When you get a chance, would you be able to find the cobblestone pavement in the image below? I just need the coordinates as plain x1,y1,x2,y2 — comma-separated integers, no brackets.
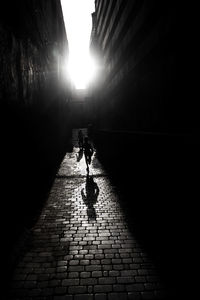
8,129,168,300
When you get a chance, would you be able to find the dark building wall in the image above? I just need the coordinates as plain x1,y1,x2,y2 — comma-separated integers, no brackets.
91,1,184,134
0,0,68,106
91,4,198,294
0,0,71,270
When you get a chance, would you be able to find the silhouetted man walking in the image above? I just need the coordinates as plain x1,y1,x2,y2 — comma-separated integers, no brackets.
83,136,93,173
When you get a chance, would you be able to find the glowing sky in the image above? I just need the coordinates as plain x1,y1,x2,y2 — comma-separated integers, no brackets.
61,0,95,89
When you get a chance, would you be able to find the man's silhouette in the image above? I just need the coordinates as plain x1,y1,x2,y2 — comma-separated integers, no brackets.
83,136,93,173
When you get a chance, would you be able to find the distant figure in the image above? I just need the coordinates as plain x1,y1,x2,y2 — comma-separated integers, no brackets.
78,130,84,149
83,136,94,173
81,174,99,220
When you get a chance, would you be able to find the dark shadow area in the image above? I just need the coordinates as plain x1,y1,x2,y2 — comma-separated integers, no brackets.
6,171,71,300
93,130,200,299
1,103,73,294
81,174,99,220
0,1,71,293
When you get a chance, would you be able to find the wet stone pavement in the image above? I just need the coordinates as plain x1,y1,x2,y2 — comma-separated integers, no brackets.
8,129,168,300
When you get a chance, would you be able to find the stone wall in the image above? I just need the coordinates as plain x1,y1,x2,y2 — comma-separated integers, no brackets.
91,1,189,134
0,0,71,267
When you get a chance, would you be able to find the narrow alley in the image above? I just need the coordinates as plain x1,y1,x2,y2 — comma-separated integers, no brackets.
8,129,168,300
1,1,198,299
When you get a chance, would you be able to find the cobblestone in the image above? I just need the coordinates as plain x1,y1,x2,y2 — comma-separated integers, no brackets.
8,129,169,299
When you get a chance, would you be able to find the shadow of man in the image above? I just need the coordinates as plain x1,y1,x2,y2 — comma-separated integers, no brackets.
81,175,99,220
77,148,83,162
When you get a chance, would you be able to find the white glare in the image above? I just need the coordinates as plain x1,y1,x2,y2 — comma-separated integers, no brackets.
61,0,95,89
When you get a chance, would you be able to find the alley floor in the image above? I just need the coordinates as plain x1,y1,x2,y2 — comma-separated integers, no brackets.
8,129,170,300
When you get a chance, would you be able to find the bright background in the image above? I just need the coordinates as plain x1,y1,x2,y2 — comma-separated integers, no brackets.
61,0,95,89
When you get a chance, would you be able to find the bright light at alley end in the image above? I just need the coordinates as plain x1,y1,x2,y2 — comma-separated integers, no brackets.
66,54,98,90
61,0,96,90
